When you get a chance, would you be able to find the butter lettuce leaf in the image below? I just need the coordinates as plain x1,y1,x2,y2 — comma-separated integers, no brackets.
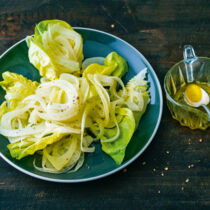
7,132,63,160
124,68,150,129
83,63,115,78
82,52,128,78
0,72,38,109
101,108,135,165
42,135,81,171
101,69,150,165
28,37,57,80
0,101,9,121
34,20,72,42
104,52,128,78
27,19,83,80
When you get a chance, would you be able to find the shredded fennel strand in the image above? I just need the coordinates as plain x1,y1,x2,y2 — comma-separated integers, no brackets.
0,65,149,174
0,20,150,173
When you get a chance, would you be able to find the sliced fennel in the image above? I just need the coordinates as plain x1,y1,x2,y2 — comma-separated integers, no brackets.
82,57,105,70
0,19,150,173
0,66,149,172
27,20,84,80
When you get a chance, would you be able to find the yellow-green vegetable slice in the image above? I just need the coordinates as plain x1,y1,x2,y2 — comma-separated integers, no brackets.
27,20,84,80
0,25,150,172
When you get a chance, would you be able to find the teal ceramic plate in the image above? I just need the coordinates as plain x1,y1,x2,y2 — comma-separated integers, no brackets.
0,28,163,183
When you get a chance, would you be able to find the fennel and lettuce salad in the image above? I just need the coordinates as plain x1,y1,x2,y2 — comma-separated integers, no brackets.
0,20,150,173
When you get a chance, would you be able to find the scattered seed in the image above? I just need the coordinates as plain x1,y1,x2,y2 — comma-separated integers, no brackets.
164,167,168,171
7,16,13,21
185,178,189,183
181,187,184,191
188,138,191,144
166,150,170,154
199,138,202,143
110,24,115,28
142,161,146,166
123,168,127,173
127,9,132,14
161,172,164,176
157,190,160,194
153,168,156,172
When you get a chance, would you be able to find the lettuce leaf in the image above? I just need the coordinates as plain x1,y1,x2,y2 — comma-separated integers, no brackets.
101,69,150,164
28,37,58,80
101,108,135,165
124,68,150,129
42,135,81,171
0,101,9,121
34,20,73,43
104,52,128,78
83,63,115,79
27,19,84,80
7,132,63,160
82,52,128,78
82,52,128,100
0,72,38,109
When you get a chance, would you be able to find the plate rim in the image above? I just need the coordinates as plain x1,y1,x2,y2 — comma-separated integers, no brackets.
0,27,163,183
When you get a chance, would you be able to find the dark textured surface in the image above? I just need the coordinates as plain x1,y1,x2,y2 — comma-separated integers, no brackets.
0,0,209,209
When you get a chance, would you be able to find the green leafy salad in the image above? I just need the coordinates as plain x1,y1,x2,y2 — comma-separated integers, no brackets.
0,20,150,173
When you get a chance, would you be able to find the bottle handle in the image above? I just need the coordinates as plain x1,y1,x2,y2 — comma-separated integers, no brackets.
183,45,197,83
202,105,210,121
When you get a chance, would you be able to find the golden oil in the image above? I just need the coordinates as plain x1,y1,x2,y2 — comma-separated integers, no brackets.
173,82,210,112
